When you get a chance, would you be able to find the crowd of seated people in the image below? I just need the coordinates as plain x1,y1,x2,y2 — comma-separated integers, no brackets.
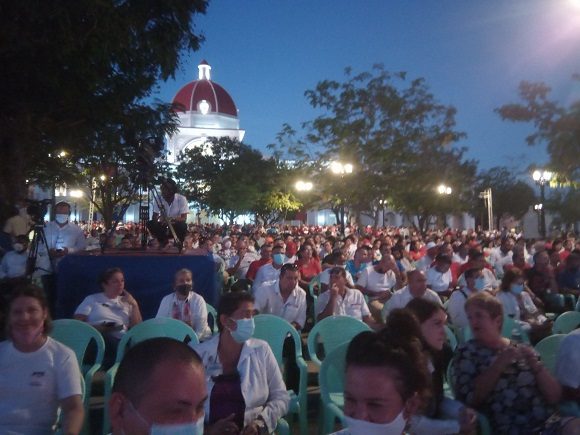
1,208,580,433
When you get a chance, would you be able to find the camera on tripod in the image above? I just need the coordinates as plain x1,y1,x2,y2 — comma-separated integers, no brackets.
26,199,52,225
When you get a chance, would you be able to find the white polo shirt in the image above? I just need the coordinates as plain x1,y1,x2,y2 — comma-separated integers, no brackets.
254,280,307,329
253,263,282,290
383,286,442,319
426,266,453,293
316,288,371,321
152,192,189,218
357,267,397,299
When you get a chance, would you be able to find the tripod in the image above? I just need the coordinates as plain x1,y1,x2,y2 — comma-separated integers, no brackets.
140,184,183,253
26,222,54,278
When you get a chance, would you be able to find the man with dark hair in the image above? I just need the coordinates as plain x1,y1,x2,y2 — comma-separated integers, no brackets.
109,337,207,435
147,178,189,247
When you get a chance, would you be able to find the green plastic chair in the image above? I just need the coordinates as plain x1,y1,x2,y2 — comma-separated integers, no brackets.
534,334,566,375
552,311,580,334
308,273,321,325
51,319,105,434
102,318,199,434
307,316,371,367
444,324,458,351
318,341,349,434
253,314,308,435
206,302,219,335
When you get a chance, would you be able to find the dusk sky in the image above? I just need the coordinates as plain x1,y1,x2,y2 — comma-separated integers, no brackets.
154,0,580,175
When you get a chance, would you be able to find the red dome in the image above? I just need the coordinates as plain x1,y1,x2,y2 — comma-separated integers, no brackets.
172,69,238,117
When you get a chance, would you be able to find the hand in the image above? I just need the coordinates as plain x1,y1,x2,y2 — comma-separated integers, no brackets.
516,344,539,366
330,283,340,298
120,291,138,307
458,407,477,434
207,414,239,435
241,422,259,435
377,290,392,302
495,346,519,371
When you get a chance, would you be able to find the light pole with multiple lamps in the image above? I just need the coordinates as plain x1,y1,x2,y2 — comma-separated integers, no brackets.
532,169,552,238
330,161,354,235
437,184,452,228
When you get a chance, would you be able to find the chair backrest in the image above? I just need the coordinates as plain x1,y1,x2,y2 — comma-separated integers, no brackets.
319,341,349,405
534,334,566,375
444,325,458,351
115,318,199,363
553,311,580,334
253,314,303,367
307,316,371,366
206,303,219,335
51,319,105,372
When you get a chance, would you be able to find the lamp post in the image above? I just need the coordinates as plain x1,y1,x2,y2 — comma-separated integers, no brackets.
437,184,452,228
479,188,494,232
295,181,313,225
330,161,353,235
379,199,387,227
69,189,83,222
532,170,552,238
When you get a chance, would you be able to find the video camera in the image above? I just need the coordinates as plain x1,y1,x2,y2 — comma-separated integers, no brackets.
26,199,52,225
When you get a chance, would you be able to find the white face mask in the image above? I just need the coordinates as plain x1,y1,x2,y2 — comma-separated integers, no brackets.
126,400,204,435
344,410,406,435
55,214,69,224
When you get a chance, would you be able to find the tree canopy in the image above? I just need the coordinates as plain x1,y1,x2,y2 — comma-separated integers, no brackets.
0,0,208,204
496,78,580,186
269,65,477,231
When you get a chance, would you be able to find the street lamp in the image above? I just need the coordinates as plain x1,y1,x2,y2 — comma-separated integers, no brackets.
379,199,387,227
295,181,313,192
532,169,552,238
330,161,354,235
437,184,452,195
69,189,83,222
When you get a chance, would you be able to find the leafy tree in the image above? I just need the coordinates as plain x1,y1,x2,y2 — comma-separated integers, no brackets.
496,78,580,185
546,189,580,229
0,0,208,204
175,137,302,225
270,65,477,231
474,167,537,230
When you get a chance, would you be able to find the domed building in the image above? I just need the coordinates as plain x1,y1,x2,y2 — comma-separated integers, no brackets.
166,60,245,163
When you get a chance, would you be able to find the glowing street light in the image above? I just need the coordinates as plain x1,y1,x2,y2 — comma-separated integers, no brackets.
531,169,553,238
330,161,354,235
437,184,452,195
295,180,313,191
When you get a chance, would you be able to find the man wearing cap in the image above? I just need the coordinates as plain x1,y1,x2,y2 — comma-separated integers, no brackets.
147,178,189,247
415,241,439,272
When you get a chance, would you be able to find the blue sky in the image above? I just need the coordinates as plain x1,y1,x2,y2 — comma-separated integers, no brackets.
154,0,580,174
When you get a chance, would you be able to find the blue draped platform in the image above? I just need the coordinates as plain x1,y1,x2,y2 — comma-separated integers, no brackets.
56,253,217,319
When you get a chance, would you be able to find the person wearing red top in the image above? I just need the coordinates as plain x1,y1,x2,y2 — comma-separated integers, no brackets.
296,243,321,289
245,244,272,281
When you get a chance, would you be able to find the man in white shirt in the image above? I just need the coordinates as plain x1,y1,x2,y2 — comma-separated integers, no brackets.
356,254,403,322
489,237,514,279
254,264,307,330
319,252,355,291
147,178,189,247
252,245,286,290
0,235,29,279
415,241,439,272
447,267,484,328
227,240,259,280
316,267,378,329
382,270,442,320
426,254,454,297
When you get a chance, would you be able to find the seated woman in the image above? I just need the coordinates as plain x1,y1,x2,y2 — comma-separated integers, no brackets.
405,298,477,434
156,268,211,340
193,291,289,435
296,242,321,290
496,267,552,344
0,284,84,434
332,316,431,434
74,267,142,367
452,292,580,434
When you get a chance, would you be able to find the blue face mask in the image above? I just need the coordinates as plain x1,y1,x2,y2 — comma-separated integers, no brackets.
474,277,485,291
126,400,204,435
272,253,285,265
510,283,524,295
229,317,255,343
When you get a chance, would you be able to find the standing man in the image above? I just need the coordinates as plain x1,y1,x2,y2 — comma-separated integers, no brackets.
254,264,307,330
147,178,189,247
36,201,86,314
